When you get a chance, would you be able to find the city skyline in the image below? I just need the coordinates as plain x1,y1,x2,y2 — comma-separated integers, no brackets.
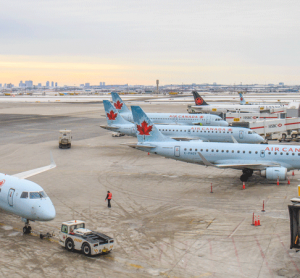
1,0,300,85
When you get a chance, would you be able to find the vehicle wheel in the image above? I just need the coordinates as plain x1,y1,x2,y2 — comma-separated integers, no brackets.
65,238,74,252
292,134,297,139
40,234,44,239
282,134,286,140
28,226,31,233
23,227,28,234
59,143,62,148
82,243,91,256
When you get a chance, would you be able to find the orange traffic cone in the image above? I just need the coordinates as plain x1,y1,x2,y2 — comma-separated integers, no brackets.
257,215,261,226
277,178,279,186
148,152,150,155
288,178,290,185
292,171,295,176
254,216,258,226
242,182,245,190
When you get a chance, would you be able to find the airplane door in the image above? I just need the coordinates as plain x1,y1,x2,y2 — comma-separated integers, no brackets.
174,146,180,157
173,116,178,124
206,115,211,125
8,189,15,206
260,150,265,158
239,130,244,139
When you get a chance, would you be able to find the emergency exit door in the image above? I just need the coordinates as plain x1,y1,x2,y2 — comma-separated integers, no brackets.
8,188,15,206
174,146,180,157
239,130,244,139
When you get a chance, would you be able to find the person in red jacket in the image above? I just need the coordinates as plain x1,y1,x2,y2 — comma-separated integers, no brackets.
105,191,112,208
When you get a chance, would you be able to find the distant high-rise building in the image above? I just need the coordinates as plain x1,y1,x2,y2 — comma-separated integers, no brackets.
0,84,2,88
51,81,54,87
7,83,13,88
279,82,284,86
103,82,105,87
4,83,6,88
55,82,57,87
80,84,84,87
85,83,90,87
25,80,33,87
46,81,50,87
19,81,24,87
100,82,103,86
38,83,42,87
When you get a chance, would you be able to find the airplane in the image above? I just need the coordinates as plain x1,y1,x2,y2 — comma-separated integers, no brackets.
101,100,264,144
126,106,300,182
238,92,246,105
110,92,228,126
191,91,284,113
0,154,56,234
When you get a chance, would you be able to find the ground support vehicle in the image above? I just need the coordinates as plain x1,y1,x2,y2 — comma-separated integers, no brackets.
59,130,72,148
112,132,125,137
59,220,114,256
278,131,300,142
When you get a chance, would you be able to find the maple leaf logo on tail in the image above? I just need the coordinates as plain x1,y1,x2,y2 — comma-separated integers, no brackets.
114,100,123,110
195,97,203,105
137,120,153,135
240,97,244,101
107,110,117,120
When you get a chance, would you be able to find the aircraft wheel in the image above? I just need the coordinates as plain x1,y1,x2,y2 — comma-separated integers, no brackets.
28,226,31,233
65,238,74,252
23,227,28,234
82,243,91,256
240,174,249,182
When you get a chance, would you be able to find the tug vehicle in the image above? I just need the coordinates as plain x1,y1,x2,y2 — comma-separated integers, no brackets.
59,130,72,148
59,220,114,256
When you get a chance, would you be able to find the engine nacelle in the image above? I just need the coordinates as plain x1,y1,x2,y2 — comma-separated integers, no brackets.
261,167,287,180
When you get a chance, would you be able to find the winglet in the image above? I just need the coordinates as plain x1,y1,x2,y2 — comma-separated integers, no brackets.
50,152,56,168
197,152,215,167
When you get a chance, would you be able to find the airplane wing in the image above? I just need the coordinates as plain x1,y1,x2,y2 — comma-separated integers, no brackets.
13,153,56,179
171,137,204,141
198,152,280,170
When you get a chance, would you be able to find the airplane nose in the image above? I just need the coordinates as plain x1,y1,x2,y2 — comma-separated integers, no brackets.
257,135,264,143
40,201,56,221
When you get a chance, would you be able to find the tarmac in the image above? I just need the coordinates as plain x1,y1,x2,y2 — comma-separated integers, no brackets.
0,101,299,278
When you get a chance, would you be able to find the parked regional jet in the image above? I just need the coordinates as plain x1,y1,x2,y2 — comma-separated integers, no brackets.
191,91,283,113
111,92,228,126
101,100,264,143
0,154,56,234
127,106,300,182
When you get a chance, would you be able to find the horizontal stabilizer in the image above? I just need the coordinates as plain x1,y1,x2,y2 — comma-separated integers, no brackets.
171,137,203,141
122,143,156,149
99,125,119,130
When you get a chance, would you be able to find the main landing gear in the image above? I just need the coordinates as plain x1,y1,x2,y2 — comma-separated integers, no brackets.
240,169,253,182
23,219,32,234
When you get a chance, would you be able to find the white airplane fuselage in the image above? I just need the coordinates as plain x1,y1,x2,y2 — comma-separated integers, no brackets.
138,141,300,171
0,173,55,221
107,123,263,144
120,112,228,126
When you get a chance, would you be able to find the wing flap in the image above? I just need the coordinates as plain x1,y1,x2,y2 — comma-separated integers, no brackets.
13,153,56,179
122,143,156,149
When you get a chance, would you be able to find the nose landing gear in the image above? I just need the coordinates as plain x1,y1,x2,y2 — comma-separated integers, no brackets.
23,219,32,234
240,169,253,182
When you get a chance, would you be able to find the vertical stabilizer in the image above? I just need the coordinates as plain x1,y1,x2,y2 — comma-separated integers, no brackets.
238,92,246,105
192,91,208,106
111,93,131,113
131,106,174,143
103,100,130,126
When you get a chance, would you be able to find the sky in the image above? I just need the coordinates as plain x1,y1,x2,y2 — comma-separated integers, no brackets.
1,0,300,86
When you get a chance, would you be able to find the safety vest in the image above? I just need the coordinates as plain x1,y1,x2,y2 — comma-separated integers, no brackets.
107,192,112,199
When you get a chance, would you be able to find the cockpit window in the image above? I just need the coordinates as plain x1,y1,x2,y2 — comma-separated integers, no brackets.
20,192,28,198
248,131,253,134
29,191,48,199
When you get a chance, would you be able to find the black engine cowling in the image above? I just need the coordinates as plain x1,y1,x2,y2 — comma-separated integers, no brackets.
260,167,287,180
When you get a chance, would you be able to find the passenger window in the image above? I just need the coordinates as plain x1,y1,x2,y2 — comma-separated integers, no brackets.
237,151,240,153
206,149,209,152
249,151,252,154
221,150,224,152
255,151,258,154
211,149,214,152
61,225,68,233
286,153,289,155
216,150,219,152
274,152,277,155
184,148,187,151
280,152,283,155
243,151,245,153
195,149,197,151
226,150,229,153
20,192,28,198
292,153,295,156
268,152,271,155
298,153,300,156
200,149,203,151
232,150,234,153
208,131,210,133
190,148,192,151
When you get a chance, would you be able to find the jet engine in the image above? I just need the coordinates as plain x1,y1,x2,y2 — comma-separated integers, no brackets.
260,167,287,180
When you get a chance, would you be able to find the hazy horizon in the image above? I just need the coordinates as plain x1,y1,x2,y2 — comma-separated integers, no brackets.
1,0,300,86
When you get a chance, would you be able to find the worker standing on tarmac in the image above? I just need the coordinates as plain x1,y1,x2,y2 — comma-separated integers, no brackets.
105,191,112,208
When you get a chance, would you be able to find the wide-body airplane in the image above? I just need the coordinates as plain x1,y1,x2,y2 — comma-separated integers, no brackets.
111,92,228,126
127,106,300,182
0,155,56,234
191,91,284,113
101,100,264,143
